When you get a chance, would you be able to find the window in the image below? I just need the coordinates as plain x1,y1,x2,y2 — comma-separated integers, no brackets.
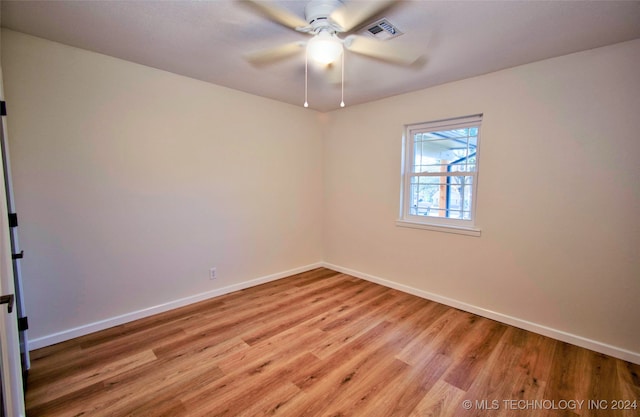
398,114,482,236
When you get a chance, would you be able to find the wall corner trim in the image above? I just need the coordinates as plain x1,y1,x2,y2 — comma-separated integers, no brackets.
28,262,324,350
322,262,640,365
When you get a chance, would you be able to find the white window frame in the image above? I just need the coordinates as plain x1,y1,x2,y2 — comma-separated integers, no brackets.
397,114,482,237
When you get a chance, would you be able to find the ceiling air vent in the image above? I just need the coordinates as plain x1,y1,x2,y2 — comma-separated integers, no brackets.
363,18,403,40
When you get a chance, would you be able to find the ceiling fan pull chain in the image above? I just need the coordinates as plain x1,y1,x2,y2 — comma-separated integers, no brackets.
340,51,345,108
304,48,309,108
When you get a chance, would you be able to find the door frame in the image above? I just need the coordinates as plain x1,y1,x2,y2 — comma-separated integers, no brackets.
0,64,26,417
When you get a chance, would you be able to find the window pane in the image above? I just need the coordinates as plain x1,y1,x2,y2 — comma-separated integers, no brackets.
409,175,473,219
409,176,440,216
412,128,478,174
447,178,473,219
413,136,448,173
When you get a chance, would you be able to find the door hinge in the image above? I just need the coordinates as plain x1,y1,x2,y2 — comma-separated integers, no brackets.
18,317,29,331
0,101,6,116
8,213,18,228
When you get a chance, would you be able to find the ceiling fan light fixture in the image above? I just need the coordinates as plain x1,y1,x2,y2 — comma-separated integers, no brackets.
307,31,343,64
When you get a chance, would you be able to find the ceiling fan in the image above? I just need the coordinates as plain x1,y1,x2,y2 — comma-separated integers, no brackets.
242,0,422,67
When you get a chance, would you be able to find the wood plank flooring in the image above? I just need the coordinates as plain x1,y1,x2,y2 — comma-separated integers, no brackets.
25,268,640,416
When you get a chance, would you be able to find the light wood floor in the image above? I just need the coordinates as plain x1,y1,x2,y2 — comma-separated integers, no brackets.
26,268,639,416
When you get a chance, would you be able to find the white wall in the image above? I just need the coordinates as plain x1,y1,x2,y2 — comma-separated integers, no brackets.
323,39,640,359
2,28,639,361
1,30,324,344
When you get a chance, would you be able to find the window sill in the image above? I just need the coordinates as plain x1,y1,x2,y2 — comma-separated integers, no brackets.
395,220,481,237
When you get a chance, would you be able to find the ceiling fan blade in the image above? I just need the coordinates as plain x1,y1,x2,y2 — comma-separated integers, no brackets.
330,0,399,32
242,0,309,31
245,41,305,65
344,35,422,66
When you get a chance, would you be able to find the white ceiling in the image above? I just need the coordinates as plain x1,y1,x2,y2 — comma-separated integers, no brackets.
2,0,639,112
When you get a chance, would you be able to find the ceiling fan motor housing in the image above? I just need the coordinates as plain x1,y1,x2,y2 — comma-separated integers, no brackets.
305,0,343,31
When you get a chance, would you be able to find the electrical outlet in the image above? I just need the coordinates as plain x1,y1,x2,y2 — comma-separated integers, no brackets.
209,267,217,280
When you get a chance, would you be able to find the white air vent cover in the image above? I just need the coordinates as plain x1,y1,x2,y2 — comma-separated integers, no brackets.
363,18,403,40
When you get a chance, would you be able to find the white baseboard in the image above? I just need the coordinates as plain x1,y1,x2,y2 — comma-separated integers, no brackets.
28,262,323,350
323,262,640,365
30,261,640,365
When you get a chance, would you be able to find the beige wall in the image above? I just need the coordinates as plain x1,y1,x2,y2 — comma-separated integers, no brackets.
2,28,639,359
1,30,324,342
323,39,640,356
